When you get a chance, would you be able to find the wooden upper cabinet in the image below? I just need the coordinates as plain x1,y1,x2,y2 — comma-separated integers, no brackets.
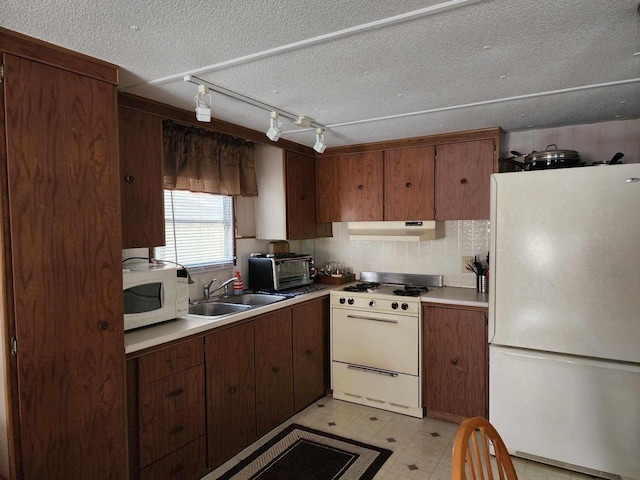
341,152,383,221
316,152,383,222
315,155,341,223
119,107,165,248
434,139,495,220
286,151,326,239
384,146,435,220
255,145,331,240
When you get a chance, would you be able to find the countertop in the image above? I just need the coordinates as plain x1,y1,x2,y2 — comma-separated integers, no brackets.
125,283,487,355
420,286,489,308
125,286,337,355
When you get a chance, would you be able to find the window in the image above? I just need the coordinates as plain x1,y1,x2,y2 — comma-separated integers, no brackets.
155,190,234,269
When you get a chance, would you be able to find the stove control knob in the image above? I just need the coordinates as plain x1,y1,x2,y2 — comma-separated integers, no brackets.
369,300,376,307
347,298,354,305
401,303,409,310
391,302,399,310
339,297,346,304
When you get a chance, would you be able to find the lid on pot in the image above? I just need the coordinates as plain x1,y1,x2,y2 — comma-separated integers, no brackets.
527,144,580,161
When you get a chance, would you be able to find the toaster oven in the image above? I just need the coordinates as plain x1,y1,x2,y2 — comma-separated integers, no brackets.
248,254,312,291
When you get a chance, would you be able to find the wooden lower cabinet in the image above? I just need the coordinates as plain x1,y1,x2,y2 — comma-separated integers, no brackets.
128,337,206,480
205,322,257,469
140,436,207,480
128,297,330,478
423,304,488,423
255,310,295,436
292,298,329,411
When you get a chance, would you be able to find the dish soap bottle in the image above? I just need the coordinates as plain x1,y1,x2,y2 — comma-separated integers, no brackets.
233,271,244,295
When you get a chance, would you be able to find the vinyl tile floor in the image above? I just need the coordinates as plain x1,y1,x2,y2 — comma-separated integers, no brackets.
204,395,596,480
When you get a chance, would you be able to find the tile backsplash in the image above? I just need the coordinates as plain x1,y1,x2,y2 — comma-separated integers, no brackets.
313,220,489,288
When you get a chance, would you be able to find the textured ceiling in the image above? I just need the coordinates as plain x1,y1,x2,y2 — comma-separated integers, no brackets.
2,0,639,148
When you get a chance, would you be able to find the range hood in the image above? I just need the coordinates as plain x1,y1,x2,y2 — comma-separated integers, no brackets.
347,221,445,241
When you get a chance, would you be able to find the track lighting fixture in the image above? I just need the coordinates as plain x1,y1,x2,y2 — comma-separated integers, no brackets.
266,111,282,142
313,128,327,153
184,75,328,146
194,84,212,122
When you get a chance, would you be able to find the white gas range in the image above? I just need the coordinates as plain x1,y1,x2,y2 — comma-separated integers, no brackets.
330,272,443,418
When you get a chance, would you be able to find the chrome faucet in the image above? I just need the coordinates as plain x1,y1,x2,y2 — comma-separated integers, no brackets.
203,277,237,300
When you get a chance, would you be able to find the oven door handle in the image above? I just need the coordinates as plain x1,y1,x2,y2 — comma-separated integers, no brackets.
347,364,399,378
346,314,398,324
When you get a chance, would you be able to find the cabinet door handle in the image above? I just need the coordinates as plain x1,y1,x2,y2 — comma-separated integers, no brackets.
169,425,184,435
97,321,109,331
357,184,364,190
272,366,279,373
229,386,237,394
125,174,135,183
168,388,184,398
405,182,412,188
460,178,468,185
305,349,313,356
451,358,458,365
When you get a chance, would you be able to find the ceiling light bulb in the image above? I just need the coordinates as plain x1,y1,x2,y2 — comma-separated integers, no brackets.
194,85,211,122
266,111,282,142
314,128,327,154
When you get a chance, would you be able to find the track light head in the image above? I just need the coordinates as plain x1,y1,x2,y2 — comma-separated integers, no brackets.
194,84,211,122
266,111,282,142
313,128,327,153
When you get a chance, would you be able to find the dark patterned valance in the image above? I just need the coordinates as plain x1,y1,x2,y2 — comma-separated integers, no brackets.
163,121,258,196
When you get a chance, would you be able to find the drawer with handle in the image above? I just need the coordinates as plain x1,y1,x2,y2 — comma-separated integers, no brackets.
139,402,205,468
138,337,203,384
140,435,206,480
331,361,420,408
139,364,204,427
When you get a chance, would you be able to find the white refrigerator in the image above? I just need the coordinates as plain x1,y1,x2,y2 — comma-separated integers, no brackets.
489,164,640,480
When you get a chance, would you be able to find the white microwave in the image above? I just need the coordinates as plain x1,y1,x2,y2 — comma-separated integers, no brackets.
123,265,189,331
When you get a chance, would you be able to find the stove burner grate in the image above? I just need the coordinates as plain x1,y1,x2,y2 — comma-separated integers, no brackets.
343,282,380,292
393,285,428,297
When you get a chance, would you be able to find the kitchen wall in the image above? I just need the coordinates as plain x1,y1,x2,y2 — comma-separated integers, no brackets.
313,221,488,288
123,119,638,291
311,118,640,287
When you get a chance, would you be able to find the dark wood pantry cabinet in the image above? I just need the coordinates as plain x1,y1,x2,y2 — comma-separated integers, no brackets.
423,304,488,423
0,29,127,479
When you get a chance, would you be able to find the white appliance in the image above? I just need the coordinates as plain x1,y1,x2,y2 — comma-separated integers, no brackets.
123,264,189,331
489,164,640,480
330,272,443,418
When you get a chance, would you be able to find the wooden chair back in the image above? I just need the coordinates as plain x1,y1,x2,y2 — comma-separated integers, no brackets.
451,417,518,480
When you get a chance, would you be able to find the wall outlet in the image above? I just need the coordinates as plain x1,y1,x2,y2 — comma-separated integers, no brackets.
462,256,474,273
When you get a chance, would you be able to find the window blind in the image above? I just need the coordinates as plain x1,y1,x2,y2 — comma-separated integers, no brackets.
155,190,234,268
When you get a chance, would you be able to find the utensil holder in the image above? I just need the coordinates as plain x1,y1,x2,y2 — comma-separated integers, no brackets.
477,274,488,294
